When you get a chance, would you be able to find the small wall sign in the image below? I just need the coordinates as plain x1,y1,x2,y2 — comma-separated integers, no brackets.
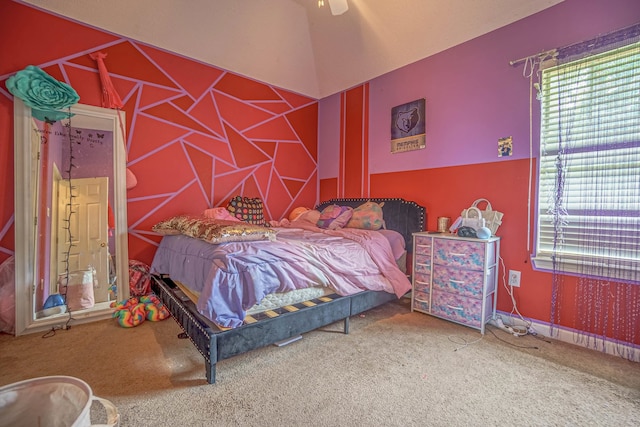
498,136,513,157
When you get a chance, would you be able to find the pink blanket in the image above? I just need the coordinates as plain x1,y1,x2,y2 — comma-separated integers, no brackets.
152,225,411,328
282,222,411,298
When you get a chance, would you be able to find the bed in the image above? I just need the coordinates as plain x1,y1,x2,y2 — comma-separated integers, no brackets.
150,198,426,384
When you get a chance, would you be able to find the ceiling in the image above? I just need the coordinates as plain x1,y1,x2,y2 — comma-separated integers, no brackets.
21,0,563,99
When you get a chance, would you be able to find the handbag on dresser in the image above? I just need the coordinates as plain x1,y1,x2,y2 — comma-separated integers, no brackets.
460,198,504,235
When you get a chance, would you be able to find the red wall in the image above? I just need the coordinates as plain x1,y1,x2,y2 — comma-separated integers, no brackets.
321,144,548,317
0,1,318,265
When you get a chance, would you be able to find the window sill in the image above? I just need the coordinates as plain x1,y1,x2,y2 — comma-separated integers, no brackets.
532,255,640,284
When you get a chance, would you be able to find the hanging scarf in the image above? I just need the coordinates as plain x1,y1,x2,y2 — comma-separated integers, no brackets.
89,51,137,190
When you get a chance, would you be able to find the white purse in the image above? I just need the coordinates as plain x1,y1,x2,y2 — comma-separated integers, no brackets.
460,206,485,231
460,199,504,235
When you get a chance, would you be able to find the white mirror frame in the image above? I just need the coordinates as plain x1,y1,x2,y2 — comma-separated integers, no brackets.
13,98,130,335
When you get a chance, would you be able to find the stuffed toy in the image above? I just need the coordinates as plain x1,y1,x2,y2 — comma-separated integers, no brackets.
110,297,139,312
140,294,170,321
111,294,170,328
111,294,171,328
111,298,146,328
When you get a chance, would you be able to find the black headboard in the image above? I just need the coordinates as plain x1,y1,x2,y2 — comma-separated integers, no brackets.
315,198,426,253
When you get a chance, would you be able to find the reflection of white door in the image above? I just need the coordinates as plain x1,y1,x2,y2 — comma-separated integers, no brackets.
49,165,62,294
57,177,109,303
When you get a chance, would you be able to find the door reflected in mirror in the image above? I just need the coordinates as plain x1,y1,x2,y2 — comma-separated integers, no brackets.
14,99,130,334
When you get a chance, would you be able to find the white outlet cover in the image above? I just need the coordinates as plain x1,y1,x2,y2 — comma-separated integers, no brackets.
508,270,521,287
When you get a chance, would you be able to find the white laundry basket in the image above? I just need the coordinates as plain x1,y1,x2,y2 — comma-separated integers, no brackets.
0,376,119,427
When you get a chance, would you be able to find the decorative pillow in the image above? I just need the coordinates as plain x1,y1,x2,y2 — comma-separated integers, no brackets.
316,205,353,230
226,196,266,226
346,201,386,230
152,215,276,244
203,207,240,222
294,209,321,225
289,206,310,221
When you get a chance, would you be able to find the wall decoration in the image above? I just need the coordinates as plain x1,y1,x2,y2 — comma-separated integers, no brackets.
89,51,137,190
390,98,426,153
498,136,513,157
6,65,79,122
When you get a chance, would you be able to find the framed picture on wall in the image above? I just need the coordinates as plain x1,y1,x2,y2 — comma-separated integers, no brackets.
498,136,513,157
390,98,426,153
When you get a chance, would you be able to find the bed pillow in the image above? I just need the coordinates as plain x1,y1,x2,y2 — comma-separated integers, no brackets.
203,207,240,221
226,196,266,226
316,205,353,230
289,206,310,221
377,229,405,260
152,215,276,244
294,209,321,225
346,201,386,230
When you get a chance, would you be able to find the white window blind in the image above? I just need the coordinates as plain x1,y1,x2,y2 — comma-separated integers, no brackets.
534,41,640,282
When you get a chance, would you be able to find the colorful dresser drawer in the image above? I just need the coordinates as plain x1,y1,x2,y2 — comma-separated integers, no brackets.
414,259,431,277
413,289,430,312
433,239,485,269
432,265,484,298
413,273,431,293
430,290,483,328
413,254,431,268
414,236,432,256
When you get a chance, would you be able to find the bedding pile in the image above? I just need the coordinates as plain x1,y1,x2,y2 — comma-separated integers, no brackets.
151,222,410,328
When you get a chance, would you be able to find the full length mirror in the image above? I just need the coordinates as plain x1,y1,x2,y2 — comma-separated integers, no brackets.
14,98,130,335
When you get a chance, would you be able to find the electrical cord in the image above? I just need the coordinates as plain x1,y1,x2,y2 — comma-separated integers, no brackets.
42,313,75,338
42,327,57,338
448,334,484,352
486,325,539,350
60,112,77,331
498,256,535,336
528,333,553,345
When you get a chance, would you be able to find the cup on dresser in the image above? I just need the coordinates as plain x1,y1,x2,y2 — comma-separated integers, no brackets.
437,216,450,233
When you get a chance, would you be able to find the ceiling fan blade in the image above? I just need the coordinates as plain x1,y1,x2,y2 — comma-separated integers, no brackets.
328,0,348,16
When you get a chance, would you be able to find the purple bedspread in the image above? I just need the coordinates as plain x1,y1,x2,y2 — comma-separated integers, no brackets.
150,226,411,328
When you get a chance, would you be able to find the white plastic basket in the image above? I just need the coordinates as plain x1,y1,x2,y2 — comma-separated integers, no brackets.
0,376,119,427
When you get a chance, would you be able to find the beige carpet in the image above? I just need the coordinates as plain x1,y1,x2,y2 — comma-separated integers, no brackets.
1,298,639,426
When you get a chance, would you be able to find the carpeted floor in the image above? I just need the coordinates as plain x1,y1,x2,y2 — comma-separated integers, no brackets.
1,298,639,426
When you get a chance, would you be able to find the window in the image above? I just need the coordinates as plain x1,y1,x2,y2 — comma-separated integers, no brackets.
533,41,640,283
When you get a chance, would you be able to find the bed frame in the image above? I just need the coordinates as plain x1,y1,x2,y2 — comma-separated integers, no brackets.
151,198,426,384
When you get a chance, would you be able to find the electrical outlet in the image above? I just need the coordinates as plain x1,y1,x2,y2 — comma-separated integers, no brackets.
508,270,521,287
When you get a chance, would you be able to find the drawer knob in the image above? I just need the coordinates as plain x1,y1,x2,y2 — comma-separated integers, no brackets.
446,304,464,311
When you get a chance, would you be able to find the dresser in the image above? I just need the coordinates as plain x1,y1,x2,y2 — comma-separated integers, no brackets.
411,232,500,334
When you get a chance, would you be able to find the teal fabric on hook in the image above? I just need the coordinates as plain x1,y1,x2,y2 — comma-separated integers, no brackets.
6,65,79,122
